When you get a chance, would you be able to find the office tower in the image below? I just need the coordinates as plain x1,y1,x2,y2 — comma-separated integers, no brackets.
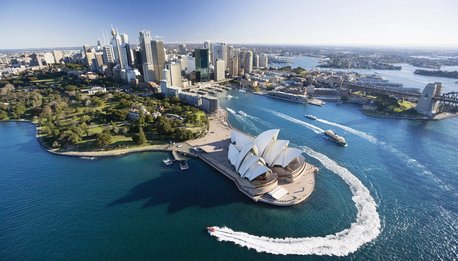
102,45,114,64
244,51,253,73
212,43,227,68
214,60,225,81
203,40,212,64
230,57,239,77
43,53,55,64
227,46,234,70
110,28,123,68
120,34,129,44
96,40,103,52
195,48,209,82
83,45,92,66
178,44,187,54
120,44,129,69
167,63,183,87
94,52,104,71
238,50,244,69
162,68,171,87
52,50,63,63
151,40,166,81
139,30,154,82
253,53,259,68
133,47,142,68
259,53,268,68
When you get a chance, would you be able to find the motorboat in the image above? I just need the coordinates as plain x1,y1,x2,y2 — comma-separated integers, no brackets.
305,114,317,120
238,89,246,93
324,130,347,146
180,161,189,170
238,110,247,117
163,158,174,166
207,226,217,233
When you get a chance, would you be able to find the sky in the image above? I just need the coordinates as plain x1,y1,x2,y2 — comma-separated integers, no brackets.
1,0,457,49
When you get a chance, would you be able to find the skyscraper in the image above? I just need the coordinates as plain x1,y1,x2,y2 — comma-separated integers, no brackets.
203,40,212,65
178,44,187,55
139,30,154,82
151,40,166,82
259,53,268,68
195,48,209,82
120,34,129,44
52,50,63,63
167,63,183,87
244,51,253,73
110,27,123,68
214,59,225,81
230,57,239,77
102,45,114,64
253,53,260,68
212,43,227,68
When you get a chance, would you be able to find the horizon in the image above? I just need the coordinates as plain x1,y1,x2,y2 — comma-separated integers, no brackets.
1,0,457,50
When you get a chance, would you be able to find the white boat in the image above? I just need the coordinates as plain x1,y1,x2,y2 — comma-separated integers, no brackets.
324,130,347,146
180,161,189,170
238,110,247,117
238,89,246,93
80,156,96,160
163,158,174,166
305,114,317,120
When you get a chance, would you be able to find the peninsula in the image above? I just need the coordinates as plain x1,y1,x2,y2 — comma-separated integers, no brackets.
414,69,458,79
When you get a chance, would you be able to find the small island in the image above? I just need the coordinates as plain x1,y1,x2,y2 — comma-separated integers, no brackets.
414,69,458,79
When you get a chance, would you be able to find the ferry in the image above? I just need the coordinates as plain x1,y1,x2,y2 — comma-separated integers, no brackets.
305,114,317,120
324,130,347,146
163,158,174,166
238,110,247,117
180,161,189,170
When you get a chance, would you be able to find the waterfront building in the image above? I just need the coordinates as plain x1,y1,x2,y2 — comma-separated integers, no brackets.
244,51,253,73
152,40,166,81
214,59,225,81
259,53,268,68
230,57,239,77
195,48,210,82
179,91,202,107
253,53,259,68
201,95,219,113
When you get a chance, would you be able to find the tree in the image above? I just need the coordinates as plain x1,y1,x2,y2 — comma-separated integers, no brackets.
95,132,111,148
0,109,8,120
12,102,26,119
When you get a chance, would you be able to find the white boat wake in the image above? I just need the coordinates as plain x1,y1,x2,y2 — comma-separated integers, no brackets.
262,108,324,134
314,117,456,194
209,146,381,256
226,107,261,132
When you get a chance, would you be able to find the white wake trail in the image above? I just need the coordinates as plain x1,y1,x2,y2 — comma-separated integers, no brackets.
226,108,261,132
209,146,381,256
262,108,324,134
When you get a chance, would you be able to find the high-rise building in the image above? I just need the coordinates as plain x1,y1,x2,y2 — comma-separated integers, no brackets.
151,40,166,81
230,57,239,77
139,30,154,82
83,45,92,66
253,53,260,68
120,34,129,44
94,52,104,71
167,63,183,87
195,48,209,82
120,44,129,69
212,43,227,68
162,68,171,87
110,28,123,68
244,51,253,73
259,53,268,68
102,45,114,64
204,41,212,64
178,44,187,54
214,60,225,81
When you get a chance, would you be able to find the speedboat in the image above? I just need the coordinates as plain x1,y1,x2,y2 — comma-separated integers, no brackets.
238,89,246,93
180,161,189,170
324,130,347,146
305,114,317,120
163,158,173,166
238,110,247,117
207,226,217,233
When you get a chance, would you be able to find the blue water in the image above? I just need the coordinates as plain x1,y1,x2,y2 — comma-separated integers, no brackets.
1,91,458,259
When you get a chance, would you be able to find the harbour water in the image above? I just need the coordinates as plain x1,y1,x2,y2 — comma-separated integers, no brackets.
1,88,457,259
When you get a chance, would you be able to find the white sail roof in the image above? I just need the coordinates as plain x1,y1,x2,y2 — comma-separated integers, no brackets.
231,131,252,151
244,163,271,181
272,147,303,168
238,153,261,178
253,129,279,156
235,142,258,171
262,140,290,166
228,143,239,166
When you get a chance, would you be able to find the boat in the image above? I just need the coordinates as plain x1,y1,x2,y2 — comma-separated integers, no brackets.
180,161,189,170
238,110,247,117
238,89,246,93
80,156,96,160
305,114,317,120
207,226,217,233
226,95,233,99
163,158,174,166
324,130,347,146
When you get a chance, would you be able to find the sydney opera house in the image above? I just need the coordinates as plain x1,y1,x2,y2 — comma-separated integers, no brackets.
227,129,318,205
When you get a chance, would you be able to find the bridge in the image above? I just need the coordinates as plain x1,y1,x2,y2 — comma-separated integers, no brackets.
434,92,458,113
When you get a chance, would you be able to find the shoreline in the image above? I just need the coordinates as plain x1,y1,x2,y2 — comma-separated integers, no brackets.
361,110,458,120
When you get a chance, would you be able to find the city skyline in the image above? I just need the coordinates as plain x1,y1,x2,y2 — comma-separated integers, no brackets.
1,0,458,49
